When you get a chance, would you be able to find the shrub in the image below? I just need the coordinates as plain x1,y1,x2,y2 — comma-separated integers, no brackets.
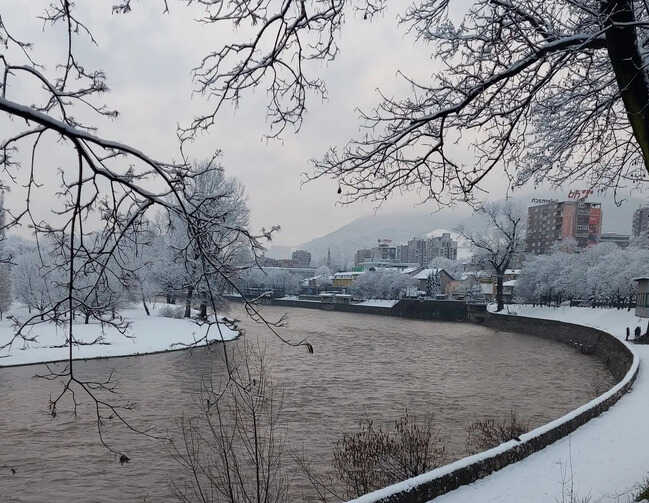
636,477,649,502
332,411,446,499
158,305,185,319
465,410,529,453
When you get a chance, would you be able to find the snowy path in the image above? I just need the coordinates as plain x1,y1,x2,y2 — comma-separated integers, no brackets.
0,304,239,367
431,306,648,503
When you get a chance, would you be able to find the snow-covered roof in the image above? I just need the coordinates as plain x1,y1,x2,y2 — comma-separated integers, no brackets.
400,267,420,275
503,279,517,287
413,268,444,280
333,271,363,279
632,277,649,282
505,269,521,275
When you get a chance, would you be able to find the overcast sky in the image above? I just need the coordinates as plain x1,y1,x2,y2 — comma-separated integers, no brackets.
2,1,647,248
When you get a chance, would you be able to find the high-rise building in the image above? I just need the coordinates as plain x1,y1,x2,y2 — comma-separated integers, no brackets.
407,238,426,265
373,239,397,261
291,249,311,266
632,206,649,238
354,248,373,266
527,200,602,254
425,233,458,262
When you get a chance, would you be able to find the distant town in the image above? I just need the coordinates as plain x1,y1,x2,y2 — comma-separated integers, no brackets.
239,197,649,305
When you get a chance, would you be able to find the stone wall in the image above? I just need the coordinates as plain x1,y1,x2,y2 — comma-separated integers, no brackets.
348,312,637,503
472,312,632,380
392,299,467,321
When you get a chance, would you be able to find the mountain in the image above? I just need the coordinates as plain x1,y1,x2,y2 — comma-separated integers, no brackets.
266,192,649,266
267,208,473,266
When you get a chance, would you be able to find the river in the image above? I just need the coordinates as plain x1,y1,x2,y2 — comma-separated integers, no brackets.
0,305,615,502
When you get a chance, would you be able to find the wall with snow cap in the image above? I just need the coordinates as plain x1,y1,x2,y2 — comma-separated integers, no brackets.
347,313,638,503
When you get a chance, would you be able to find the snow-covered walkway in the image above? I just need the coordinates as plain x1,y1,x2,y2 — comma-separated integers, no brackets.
432,305,648,503
0,304,239,367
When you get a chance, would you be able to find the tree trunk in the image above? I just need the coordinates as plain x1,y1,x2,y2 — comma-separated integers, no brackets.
184,286,193,318
495,271,504,312
141,288,150,316
199,302,207,321
602,0,649,170
85,311,90,324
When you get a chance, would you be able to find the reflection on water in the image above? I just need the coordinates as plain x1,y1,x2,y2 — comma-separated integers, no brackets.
0,305,614,502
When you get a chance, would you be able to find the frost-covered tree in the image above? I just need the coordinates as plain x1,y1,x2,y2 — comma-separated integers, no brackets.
350,269,415,299
518,243,649,305
428,257,464,280
0,193,11,318
150,164,254,319
0,3,301,453
458,203,525,312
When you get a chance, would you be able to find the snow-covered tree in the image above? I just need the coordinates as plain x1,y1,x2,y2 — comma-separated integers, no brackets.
350,269,415,300
428,257,464,280
153,163,253,318
0,193,11,318
303,0,649,206
518,243,649,305
458,203,525,312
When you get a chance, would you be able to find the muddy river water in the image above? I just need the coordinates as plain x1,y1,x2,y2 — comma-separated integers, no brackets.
0,305,614,502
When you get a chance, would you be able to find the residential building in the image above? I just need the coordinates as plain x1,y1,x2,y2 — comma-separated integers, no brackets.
407,238,426,265
291,249,311,266
355,248,373,266
354,234,459,269
396,244,409,262
373,239,397,261
425,233,458,262
632,206,649,238
599,233,630,248
527,200,603,254
332,271,364,288
412,268,455,295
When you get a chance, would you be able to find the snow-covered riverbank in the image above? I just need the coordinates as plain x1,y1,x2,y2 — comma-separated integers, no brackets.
433,305,648,503
0,304,239,367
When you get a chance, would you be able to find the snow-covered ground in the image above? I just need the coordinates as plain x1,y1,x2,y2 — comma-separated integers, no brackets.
355,299,399,308
0,304,239,367
431,305,648,503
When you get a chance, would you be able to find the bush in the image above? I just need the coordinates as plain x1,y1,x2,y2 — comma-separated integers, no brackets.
465,410,529,453
158,305,185,319
636,477,649,502
332,411,446,499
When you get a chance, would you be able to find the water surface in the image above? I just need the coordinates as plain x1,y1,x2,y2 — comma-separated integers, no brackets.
0,305,614,501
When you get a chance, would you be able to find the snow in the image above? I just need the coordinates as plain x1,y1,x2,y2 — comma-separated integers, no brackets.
432,305,645,503
413,268,444,280
355,299,399,308
0,304,239,367
350,304,646,503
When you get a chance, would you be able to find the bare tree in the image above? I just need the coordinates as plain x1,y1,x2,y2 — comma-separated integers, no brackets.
171,341,289,503
457,202,525,312
111,0,649,206
0,2,316,458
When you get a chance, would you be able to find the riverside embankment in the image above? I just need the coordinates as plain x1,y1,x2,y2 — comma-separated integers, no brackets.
0,304,616,502
228,296,637,503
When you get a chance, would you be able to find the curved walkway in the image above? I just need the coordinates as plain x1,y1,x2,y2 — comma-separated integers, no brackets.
433,306,647,503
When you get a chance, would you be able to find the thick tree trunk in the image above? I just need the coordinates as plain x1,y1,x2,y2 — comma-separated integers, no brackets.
495,271,504,312
199,302,207,320
602,0,649,170
184,286,193,318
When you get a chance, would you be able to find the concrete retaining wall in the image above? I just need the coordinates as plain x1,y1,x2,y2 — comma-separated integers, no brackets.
270,298,395,316
348,312,637,503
